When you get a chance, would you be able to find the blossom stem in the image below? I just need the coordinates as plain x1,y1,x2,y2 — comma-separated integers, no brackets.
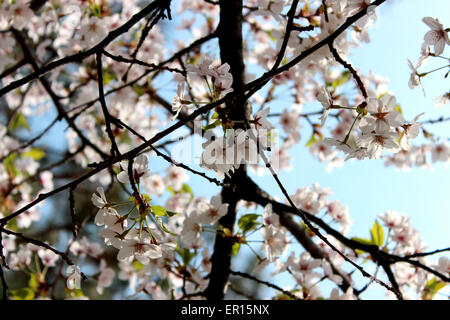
111,201,134,207
332,105,356,110
245,225,264,237
420,64,450,76
245,243,263,261
343,113,361,144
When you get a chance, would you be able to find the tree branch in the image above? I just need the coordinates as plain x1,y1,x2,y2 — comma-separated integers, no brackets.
0,0,172,98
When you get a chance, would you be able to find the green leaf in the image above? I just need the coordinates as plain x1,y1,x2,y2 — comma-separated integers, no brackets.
176,247,195,266
351,237,374,254
152,205,167,216
22,148,45,160
231,242,241,256
153,215,177,236
211,112,219,119
68,288,85,297
133,85,146,97
133,260,145,271
102,69,116,84
166,186,176,195
351,237,373,246
10,288,35,300
331,70,351,89
28,274,39,290
166,211,178,217
370,220,385,247
202,119,221,131
142,193,151,202
305,132,320,147
264,30,276,42
238,214,259,234
181,183,194,200
423,277,446,300
4,152,18,177
8,112,30,131
91,4,102,18
394,104,403,115
6,218,18,232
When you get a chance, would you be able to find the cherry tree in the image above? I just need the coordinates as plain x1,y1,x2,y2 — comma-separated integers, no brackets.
0,0,449,301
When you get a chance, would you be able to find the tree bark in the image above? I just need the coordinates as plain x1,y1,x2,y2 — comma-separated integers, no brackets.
204,0,248,301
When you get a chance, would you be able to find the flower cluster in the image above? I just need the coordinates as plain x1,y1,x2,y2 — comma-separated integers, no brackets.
172,56,234,119
1,0,448,301
92,155,177,266
407,17,449,108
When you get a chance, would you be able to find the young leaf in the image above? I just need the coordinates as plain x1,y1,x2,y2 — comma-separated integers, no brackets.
394,104,403,115
8,112,30,131
133,260,145,271
153,215,177,236
166,210,178,217
10,288,35,300
22,148,46,161
152,205,167,216
181,183,194,200
68,288,85,298
370,220,385,247
176,247,195,266
305,132,320,147
28,274,39,290
202,119,221,131
238,214,259,234
331,70,351,89
4,152,18,177
231,242,241,256
423,277,446,300
351,237,374,254
166,186,176,195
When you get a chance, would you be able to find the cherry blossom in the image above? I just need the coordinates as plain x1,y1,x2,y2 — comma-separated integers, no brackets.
79,17,108,47
357,130,401,159
96,260,115,295
317,87,333,127
359,94,405,132
399,113,424,151
435,257,450,274
66,265,82,290
433,91,450,108
4,2,34,30
171,82,186,120
422,17,450,56
165,165,189,192
431,142,449,163
407,59,423,90
261,225,289,262
117,154,151,184
252,108,273,130
38,249,59,268
91,187,119,226
117,233,163,265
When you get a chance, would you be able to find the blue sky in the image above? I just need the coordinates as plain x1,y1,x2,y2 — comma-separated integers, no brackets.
246,0,450,299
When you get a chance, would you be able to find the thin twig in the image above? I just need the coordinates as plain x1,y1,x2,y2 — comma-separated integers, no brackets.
230,270,299,300
68,186,79,239
328,41,368,99
96,53,121,158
